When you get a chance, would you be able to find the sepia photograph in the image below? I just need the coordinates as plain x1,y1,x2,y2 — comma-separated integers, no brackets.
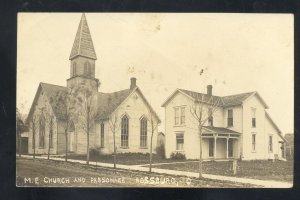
16,13,294,188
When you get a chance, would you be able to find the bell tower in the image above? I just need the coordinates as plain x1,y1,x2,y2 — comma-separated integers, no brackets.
67,13,99,93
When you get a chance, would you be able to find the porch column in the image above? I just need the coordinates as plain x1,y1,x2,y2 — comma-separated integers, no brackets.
214,135,217,159
226,137,229,159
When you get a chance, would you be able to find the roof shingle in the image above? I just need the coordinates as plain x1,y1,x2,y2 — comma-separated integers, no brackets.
69,14,97,60
38,83,132,121
178,89,255,107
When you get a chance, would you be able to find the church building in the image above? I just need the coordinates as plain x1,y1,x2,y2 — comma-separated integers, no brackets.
26,14,161,155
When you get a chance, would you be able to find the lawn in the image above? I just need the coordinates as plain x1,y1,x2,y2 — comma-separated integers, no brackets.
150,160,293,182
16,158,257,187
66,153,190,165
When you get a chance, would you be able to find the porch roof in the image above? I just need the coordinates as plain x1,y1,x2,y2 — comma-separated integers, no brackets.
203,126,241,134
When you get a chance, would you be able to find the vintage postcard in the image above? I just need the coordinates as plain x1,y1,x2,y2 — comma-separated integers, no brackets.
16,13,294,188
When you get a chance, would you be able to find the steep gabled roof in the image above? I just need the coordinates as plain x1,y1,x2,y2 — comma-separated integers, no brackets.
179,89,223,106
97,87,161,123
26,83,161,125
221,92,256,107
25,83,69,124
40,83,68,120
162,88,268,108
69,14,97,60
97,89,132,120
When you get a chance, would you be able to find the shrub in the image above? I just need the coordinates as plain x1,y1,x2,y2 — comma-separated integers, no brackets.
156,145,166,159
89,148,100,159
170,152,186,160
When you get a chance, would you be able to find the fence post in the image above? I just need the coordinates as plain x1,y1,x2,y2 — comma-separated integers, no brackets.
232,159,237,175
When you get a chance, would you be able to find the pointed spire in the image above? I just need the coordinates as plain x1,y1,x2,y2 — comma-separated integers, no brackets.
69,13,97,60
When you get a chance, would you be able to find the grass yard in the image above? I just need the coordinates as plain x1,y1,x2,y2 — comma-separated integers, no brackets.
67,153,190,165
16,158,257,187
150,160,293,182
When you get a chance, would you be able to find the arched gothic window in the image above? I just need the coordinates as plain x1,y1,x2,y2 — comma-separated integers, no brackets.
84,61,91,76
39,114,45,148
49,117,53,148
69,120,75,132
140,117,147,148
72,62,77,76
121,115,129,147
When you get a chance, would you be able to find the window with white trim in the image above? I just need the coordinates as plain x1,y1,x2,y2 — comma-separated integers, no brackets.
175,107,179,125
251,108,256,128
228,109,233,127
140,117,147,148
252,134,256,152
269,135,273,152
121,115,129,148
174,106,185,125
180,107,185,124
176,133,184,151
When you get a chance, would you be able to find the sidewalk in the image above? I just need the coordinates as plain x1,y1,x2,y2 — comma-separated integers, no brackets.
18,155,292,188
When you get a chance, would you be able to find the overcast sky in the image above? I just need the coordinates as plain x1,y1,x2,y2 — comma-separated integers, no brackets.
17,13,293,134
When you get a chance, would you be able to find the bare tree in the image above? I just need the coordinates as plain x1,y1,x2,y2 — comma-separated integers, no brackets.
30,113,38,160
148,109,159,173
108,112,120,170
75,85,97,165
50,88,76,162
16,108,25,157
47,115,54,160
189,94,220,178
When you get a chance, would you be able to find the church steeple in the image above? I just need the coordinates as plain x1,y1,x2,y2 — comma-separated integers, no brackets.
67,13,99,93
69,13,97,60
68,13,98,80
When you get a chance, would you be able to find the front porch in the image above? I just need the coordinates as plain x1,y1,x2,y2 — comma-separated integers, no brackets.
202,126,241,160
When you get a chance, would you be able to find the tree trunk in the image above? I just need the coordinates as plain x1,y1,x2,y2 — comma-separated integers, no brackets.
33,124,36,160
198,126,203,178
65,130,68,162
18,130,22,157
86,116,90,165
113,130,116,170
48,126,51,160
149,131,154,172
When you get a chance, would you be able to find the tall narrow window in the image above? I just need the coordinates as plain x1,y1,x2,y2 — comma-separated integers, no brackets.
228,109,233,127
49,118,53,148
176,133,184,151
208,108,213,126
251,108,256,128
269,135,273,152
84,61,91,76
208,138,214,157
100,123,104,148
180,107,185,125
175,107,179,125
121,115,129,148
39,115,45,148
72,62,77,76
140,117,147,148
252,134,256,152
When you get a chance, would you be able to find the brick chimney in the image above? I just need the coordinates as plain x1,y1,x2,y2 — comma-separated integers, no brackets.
207,85,212,96
130,77,137,90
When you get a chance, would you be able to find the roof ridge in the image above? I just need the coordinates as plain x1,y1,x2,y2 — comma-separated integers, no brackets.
221,91,256,98
40,82,67,89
